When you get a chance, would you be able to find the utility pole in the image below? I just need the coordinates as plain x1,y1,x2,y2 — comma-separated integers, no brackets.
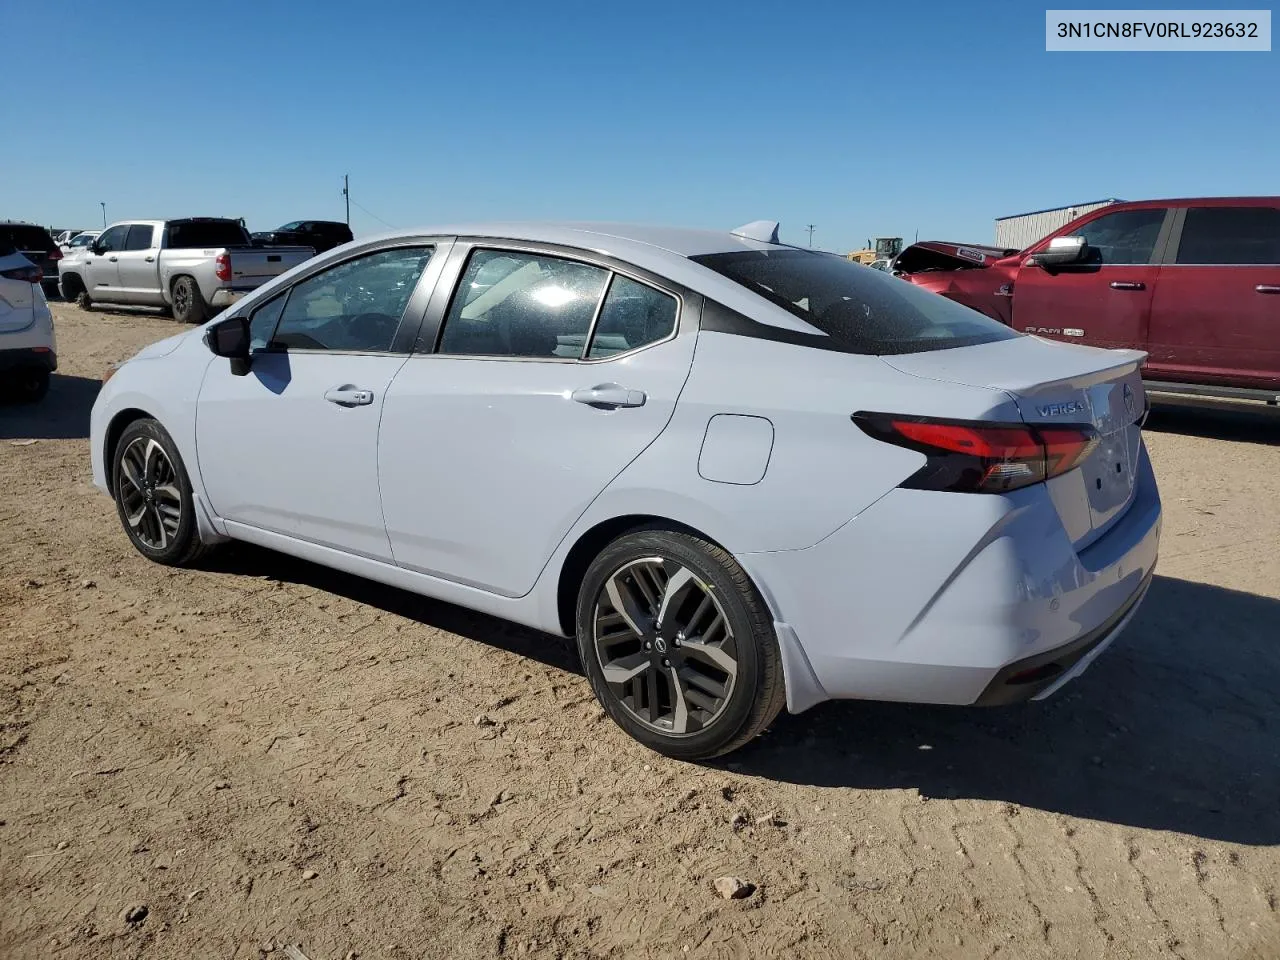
805,224,816,248
342,174,350,225
100,202,106,228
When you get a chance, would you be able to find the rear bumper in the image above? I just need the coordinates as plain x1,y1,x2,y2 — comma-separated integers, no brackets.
0,347,57,374
210,289,249,308
737,442,1161,712
973,567,1153,705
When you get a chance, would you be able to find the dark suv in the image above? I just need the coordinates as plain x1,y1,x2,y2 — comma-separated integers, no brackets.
252,220,353,257
0,223,62,300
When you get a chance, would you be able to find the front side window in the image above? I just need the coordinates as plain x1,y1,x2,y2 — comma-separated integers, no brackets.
438,250,609,358
248,293,287,351
1176,206,1280,265
693,249,1019,356
94,225,128,253
1071,209,1167,265
124,224,155,251
269,246,433,352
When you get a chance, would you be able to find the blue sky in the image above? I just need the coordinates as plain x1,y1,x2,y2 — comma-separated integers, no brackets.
3,0,1275,252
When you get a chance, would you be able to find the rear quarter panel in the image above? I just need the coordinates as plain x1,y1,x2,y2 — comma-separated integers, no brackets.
554,330,1026,557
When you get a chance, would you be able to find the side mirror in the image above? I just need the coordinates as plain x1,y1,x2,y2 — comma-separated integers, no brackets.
1029,236,1087,267
203,316,251,375
89,243,104,256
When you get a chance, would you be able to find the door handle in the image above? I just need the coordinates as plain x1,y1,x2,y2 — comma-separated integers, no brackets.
145,256,155,262
323,385,374,407
1109,281,1144,291
1256,284,1280,294
571,383,647,409
108,256,118,262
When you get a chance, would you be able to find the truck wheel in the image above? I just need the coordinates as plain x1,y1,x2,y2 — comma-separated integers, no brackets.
171,276,207,325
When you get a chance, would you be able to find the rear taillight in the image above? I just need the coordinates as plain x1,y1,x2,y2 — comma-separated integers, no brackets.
0,265,43,284
48,247,63,261
854,413,1099,494
214,253,232,281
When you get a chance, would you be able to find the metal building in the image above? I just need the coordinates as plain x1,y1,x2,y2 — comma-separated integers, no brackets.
994,198,1122,250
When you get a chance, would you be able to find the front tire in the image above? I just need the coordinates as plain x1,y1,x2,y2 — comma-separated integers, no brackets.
111,419,211,567
575,529,786,760
171,276,207,325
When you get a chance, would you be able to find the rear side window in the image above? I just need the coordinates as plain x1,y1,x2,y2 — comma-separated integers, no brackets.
438,250,610,358
692,249,1019,356
1176,206,1280,265
588,276,678,358
124,224,155,251
1071,209,1166,264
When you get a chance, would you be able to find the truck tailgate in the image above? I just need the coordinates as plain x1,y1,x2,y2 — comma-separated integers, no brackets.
227,246,314,288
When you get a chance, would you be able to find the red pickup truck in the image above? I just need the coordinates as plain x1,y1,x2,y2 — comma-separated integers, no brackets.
895,198,1280,404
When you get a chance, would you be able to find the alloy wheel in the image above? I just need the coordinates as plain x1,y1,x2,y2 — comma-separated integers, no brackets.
592,557,739,736
173,281,190,316
117,437,183,549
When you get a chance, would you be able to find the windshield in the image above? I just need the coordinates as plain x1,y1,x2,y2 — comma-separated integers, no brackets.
166,220,250,249
692,249,1019,355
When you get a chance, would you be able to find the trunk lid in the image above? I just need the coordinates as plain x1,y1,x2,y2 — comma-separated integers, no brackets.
881,336,1147,547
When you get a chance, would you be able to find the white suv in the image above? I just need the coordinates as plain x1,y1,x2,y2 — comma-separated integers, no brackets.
0,247,57,401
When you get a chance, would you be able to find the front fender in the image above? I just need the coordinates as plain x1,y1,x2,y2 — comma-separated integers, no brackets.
90,341,214,503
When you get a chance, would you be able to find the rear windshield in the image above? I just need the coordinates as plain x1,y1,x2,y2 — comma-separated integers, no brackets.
166,220,249,249
0,224,55,255
692,249,1019,355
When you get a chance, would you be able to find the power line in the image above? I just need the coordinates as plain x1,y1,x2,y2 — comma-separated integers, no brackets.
348,198,395,229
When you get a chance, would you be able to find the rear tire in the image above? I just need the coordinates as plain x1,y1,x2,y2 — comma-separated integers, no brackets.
575,528,786,760
8,369,50,403
171,276,207,325
111,418,212,567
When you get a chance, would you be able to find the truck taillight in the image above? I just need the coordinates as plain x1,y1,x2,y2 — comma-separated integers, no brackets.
0,265,43,283
214,253,232,282
48,247,63,261
853,412,1098,494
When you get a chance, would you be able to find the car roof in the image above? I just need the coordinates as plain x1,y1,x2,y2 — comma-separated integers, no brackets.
365,221,786,259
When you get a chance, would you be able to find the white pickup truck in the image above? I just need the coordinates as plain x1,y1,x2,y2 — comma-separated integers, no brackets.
58,218,314,324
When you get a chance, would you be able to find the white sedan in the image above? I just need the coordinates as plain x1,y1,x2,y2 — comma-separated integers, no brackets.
90,221,1161,758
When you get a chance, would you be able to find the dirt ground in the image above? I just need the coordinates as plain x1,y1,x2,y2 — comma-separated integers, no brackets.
2,304,1278,960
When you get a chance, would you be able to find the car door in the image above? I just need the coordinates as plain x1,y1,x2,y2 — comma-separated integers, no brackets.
378,242,697,598
115,223,164,304
1146,204,1280,387
83,224,128,297
195,242,445,560
1010,206,1171,350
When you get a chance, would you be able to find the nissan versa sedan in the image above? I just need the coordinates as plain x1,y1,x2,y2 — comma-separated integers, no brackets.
89,221,1161,759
